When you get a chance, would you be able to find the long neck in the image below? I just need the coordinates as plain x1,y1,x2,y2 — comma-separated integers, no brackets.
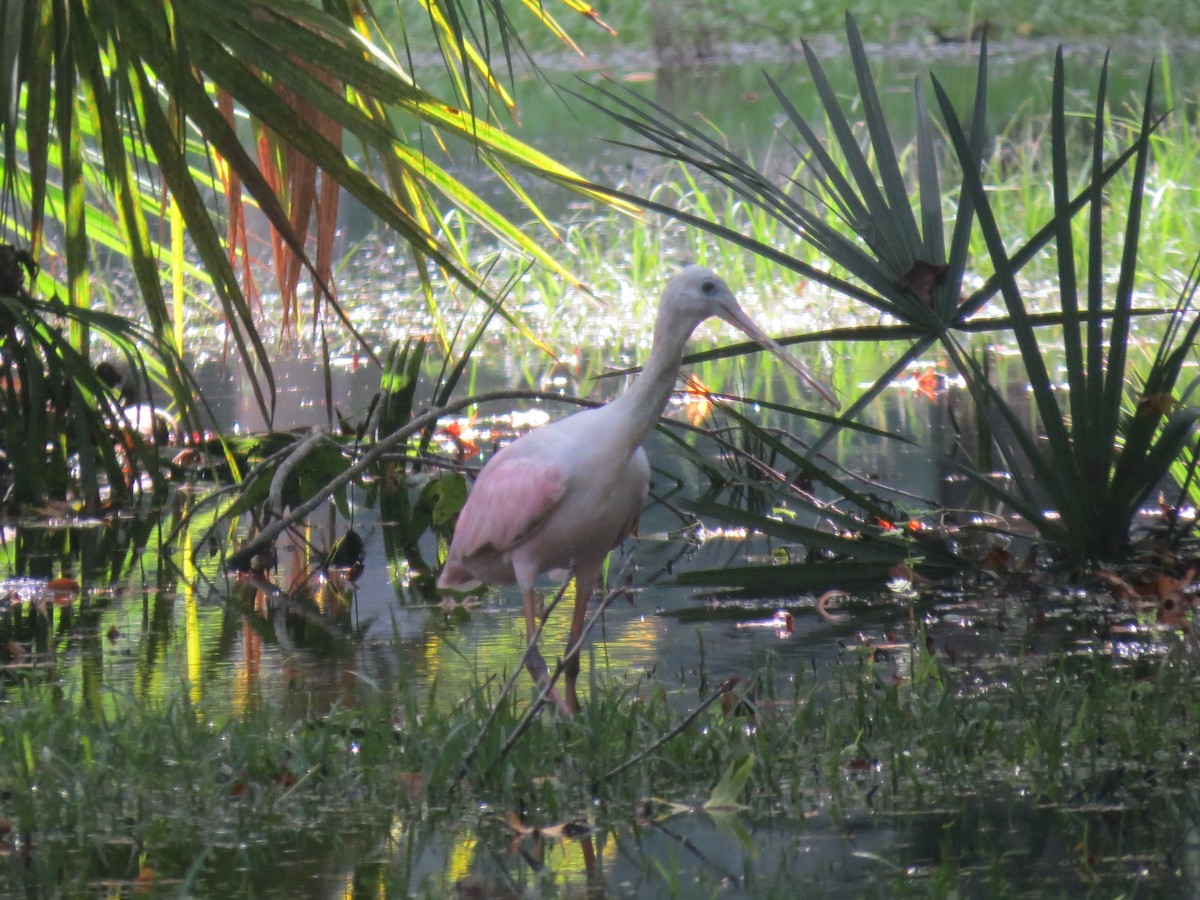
605,313,699,453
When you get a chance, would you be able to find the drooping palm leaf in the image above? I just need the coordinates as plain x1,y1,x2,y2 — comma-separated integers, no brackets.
1,0,623,433
0,0,633,509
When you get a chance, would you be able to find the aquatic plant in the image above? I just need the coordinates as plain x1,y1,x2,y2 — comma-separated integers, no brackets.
570,13,1196,568
934,53,1200,565
0,247,197,509
0,624,1195,895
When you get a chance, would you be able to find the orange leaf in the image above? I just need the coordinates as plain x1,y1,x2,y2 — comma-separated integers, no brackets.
914,367,941,401
683,374,712,427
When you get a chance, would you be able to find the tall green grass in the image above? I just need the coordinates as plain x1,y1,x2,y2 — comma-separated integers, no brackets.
1,632,1197,895
487,0,1200,60
420,96,1200,365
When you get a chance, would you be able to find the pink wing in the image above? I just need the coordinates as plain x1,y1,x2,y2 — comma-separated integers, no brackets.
448,454,566,564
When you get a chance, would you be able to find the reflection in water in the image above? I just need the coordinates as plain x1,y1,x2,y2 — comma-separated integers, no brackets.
1,336,1183,894
0,360,1023,715
184,578,202,706
0,433,1187,895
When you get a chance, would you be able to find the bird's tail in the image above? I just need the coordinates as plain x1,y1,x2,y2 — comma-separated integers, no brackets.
436,561,482,592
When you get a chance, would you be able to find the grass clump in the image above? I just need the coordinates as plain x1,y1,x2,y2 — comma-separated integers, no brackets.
1,627,1198,896
502,0,1200,62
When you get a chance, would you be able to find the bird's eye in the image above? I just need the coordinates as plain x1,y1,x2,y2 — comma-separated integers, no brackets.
701,280,716,293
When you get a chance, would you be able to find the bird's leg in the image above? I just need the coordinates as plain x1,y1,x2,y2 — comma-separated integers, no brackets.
563,562,601,715
521,584,571,716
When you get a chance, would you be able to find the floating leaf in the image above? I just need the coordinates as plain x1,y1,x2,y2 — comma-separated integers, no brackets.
704,753,754,811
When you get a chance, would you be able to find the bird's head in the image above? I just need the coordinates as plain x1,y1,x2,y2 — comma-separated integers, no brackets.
659,265,739,330
659,264,840,410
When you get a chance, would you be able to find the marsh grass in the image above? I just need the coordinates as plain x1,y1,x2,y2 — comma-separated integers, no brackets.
553,106,1200,315
485,0,1200,61
422,96,1200,369
2,618,1197,895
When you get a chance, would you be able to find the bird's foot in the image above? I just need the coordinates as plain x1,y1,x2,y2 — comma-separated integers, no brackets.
522,643,573,718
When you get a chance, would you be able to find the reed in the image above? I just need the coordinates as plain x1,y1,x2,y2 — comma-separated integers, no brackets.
543,14,1200,568
0,625,1194,895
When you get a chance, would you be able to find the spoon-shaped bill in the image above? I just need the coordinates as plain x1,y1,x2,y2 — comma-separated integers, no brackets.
718,304,840,410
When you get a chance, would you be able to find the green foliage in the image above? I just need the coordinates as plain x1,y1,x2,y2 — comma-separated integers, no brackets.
933,51,1200,563
574,13,1197,568
376,339,431,439
507,0,1200,59
0,0,613,428
0,248,195,510
0,643,1196,895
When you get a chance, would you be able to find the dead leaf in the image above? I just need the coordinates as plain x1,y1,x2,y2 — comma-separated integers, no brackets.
897,260,950,304
502,810,592,841
914,367,943,401
1158,596,1189,629
981,546,1011,571
396,771,426,795
1136,392,1174,418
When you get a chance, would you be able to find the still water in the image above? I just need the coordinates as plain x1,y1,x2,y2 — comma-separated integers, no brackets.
3,35,1197,896
5,348,1179,895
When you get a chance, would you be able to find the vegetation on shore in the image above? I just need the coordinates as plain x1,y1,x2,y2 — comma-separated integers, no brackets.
2,622,1196,895
1,6,1199,896
487,0,1200,60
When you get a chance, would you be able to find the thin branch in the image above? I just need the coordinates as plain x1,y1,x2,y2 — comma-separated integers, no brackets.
268,428,329,512
458,579,571,777
214,390,601,564
604,678,738,780
495,560,637,763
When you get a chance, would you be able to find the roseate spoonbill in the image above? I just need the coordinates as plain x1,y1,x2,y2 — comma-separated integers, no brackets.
437,265,838,715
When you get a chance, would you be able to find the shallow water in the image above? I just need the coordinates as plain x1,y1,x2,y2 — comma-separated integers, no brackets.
5,30,1199,896
4,510,1190,896
2,348,1187,897
3,321,1189,895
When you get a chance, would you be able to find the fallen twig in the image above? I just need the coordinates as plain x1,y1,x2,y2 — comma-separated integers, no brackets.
458,579,571,777
215,391,600,566
605,677,739,781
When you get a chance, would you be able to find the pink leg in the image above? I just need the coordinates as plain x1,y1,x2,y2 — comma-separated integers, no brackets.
563,562,601,715
517,570,570,716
